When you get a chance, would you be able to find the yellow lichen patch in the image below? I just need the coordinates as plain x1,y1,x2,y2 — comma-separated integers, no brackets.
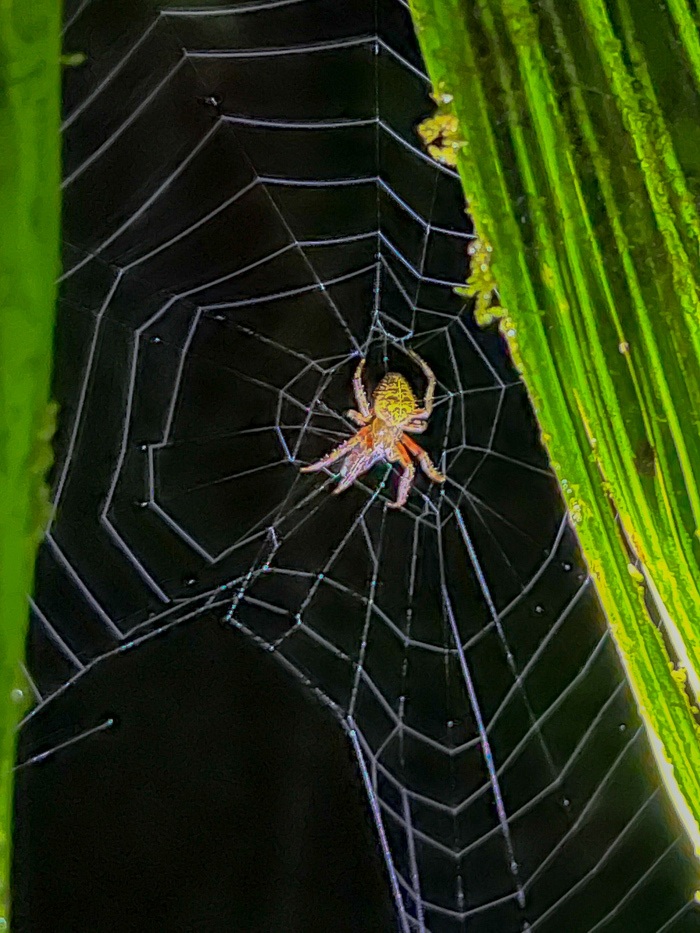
417,95,464,168
587,556,604,584
499,313,527,375
561,478,592,525
618,510,649,566
627,563,645,584
455,234,506,330
568,497,590,525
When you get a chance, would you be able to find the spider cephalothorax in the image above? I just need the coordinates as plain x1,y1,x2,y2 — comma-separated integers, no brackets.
301,350,445,509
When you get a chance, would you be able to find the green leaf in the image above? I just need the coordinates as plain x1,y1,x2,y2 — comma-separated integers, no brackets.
0,3,62,926
410,0,700,859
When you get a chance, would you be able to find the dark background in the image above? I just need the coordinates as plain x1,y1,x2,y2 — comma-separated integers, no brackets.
12,1,700,931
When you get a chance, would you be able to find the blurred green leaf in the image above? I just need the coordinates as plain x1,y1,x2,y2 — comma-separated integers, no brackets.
0,2,62,926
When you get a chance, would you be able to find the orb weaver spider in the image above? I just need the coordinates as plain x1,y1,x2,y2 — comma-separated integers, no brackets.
301,349,446,509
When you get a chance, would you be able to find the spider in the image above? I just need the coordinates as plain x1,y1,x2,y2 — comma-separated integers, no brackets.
301,349,446,509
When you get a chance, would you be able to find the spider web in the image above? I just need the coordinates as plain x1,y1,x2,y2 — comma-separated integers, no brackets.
17,0,700,930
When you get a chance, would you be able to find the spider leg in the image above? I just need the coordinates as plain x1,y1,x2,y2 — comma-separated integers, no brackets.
407,349,437,416
353,358,372,418
332,449,375,495
388,443,415,510
346,408,370,426
300,428,369,473
402,435,446,483
403,419,427,434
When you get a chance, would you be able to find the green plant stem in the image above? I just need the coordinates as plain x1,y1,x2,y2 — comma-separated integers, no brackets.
0,3,62,926
410,0,700,854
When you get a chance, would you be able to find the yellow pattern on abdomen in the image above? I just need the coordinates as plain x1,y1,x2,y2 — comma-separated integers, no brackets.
372,374,418,425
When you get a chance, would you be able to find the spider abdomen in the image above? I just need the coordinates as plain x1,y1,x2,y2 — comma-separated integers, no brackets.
372,373,418,426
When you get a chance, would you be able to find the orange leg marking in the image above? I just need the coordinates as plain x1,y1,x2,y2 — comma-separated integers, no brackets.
388,442,415,509
402,435,446,483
